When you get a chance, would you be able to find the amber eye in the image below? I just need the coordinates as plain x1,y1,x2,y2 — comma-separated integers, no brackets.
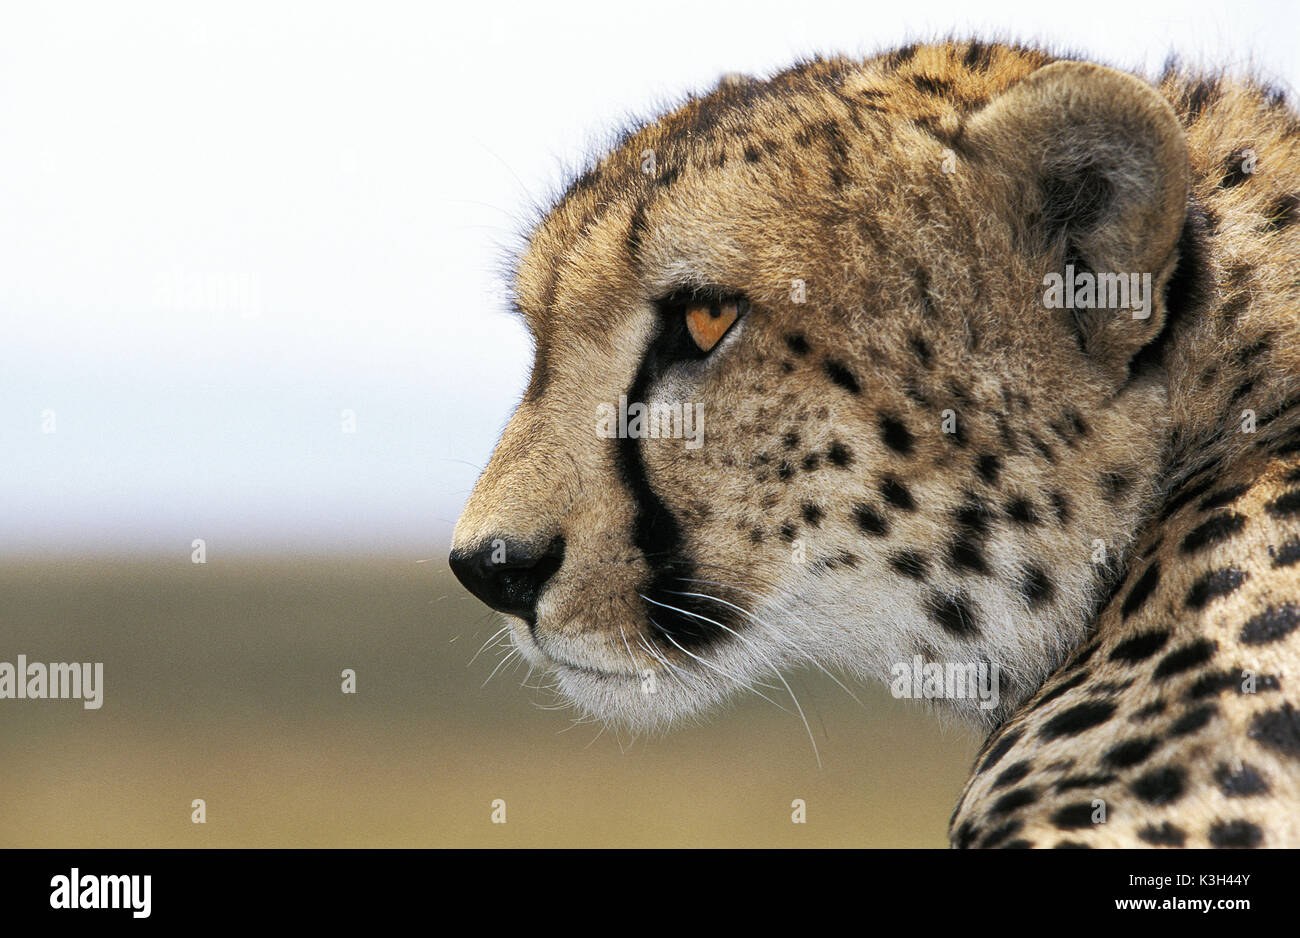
684,298,744,354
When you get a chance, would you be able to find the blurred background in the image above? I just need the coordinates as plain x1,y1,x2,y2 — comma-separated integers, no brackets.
2,0,1296,847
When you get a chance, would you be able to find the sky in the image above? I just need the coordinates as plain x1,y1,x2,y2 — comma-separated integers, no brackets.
2,0,1297,555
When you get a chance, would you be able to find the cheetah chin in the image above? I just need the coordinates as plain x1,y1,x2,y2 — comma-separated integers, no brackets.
452,40,1300,846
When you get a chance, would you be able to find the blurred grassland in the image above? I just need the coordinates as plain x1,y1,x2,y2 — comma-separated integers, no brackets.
0,555,978,847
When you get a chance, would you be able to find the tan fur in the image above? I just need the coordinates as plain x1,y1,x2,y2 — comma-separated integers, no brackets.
452,41,1300,846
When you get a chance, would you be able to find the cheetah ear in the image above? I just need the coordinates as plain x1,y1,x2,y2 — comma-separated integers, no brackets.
964,61,1190,382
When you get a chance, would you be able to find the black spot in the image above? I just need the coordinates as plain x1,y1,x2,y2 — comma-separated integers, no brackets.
1000,840,1034,849
1054,772,1115,793
977,819,1023,848
1266,489,1300,518
1103,736,1161,769
1248,705,1300,759
990,787,1038,816
1183,77,1221,121
926,591,980,637
1169,704,1217,737
1153,639,1216,680
963,40,994,71
1021,567,1055,606
879,415,914,455
743,144,762,163
908,333,933,366
1187,670,1240,699
978,729,1023,774
889,550,929,580
976,453,1001,485
954,499,993,536
911,73,954,96
1131,766,1186,805
885,43,919,69
1241,603,1300,645
1179,513,1247,555
1101,471,1132,502
880,477,916,511
1109,628,1171,664
827,440,853,467
1214,763,1270,797
1184,567,1247,610
784,333,810,356
801,503,823,527
853,505,888,537
1272,537,1300,568
1053,840,1091,849
823,359,860,394
953,821,979,849
1049,490,1071,524
801,452,821,472
1209,820,1263,848
1261,193,1299,232
1067,643,1100,674
779,522,796,542
1198,483,1250,512
991,760,1032,790
1121,562,1161,619
1158,474,1218,523
781,431,800,450
776,462,795,482
748,527,764,545
1050,803,1097,830
1137,823,1186,847
1005,497,1040,526
948,535,991,576
1131,700,1166,722
1039,701,1117,740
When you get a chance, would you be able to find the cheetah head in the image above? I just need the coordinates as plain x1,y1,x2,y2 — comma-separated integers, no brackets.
450,45,1192,730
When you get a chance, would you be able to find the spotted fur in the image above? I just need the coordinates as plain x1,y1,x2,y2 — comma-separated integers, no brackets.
451,41,1300,847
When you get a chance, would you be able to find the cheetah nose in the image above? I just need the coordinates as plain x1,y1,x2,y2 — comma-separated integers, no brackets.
448,535,565,620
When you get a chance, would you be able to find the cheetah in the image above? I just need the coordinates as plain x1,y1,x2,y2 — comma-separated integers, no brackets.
449,40,1300,848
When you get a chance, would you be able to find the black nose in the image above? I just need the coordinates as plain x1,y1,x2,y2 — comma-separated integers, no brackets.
448,536,565,619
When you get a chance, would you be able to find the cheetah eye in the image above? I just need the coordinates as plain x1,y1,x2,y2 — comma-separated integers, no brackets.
657,290,747,360
684,297,744,354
